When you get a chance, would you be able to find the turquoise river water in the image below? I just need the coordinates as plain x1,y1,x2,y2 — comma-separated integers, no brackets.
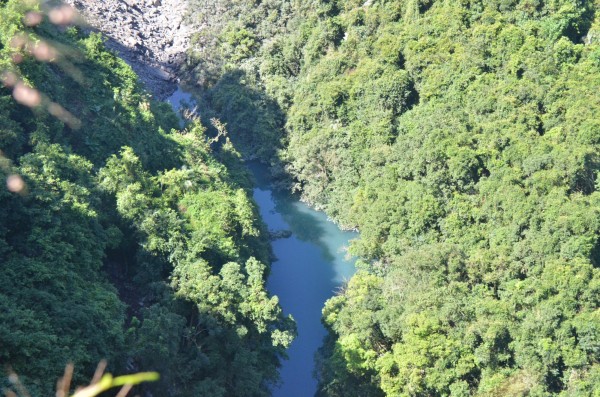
247,162,357,397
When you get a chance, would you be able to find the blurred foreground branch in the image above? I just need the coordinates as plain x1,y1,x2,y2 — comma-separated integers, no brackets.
4,361,159,397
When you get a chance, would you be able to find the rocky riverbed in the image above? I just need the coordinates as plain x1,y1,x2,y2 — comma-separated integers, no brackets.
64,0,193,99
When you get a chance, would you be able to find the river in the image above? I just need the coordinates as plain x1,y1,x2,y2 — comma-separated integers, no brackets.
247,162,357,397
167,88,358,397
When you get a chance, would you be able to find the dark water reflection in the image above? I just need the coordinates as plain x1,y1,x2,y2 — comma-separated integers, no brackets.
247,162,357,397
166,86,196,127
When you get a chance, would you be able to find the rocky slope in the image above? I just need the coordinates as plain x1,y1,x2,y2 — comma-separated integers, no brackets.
64,0,192,99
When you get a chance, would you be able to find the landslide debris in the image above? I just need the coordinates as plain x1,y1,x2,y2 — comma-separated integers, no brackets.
64,0,192,99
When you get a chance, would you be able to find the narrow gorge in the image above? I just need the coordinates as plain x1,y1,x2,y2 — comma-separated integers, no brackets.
3,1,600,396
50,2,362,395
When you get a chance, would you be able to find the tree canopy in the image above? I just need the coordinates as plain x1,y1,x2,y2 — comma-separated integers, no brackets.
0,2,294,396
185,0,600,395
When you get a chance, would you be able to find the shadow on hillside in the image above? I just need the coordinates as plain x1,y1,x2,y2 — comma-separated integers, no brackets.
198,69,286,162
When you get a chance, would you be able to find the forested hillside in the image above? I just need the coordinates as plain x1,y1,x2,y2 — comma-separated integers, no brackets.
0,1,294,396
186,0,600,395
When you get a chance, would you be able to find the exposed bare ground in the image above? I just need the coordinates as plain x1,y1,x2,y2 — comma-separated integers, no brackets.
64,0,193,99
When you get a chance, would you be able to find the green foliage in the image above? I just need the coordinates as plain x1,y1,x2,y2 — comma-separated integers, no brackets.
97,135,295,396
0,1,293,396
186,0,600,395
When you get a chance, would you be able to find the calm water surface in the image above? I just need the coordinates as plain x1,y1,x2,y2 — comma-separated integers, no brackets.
247,162,357,397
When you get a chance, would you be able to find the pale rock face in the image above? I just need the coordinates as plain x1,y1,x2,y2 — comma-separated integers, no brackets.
63,0,193,99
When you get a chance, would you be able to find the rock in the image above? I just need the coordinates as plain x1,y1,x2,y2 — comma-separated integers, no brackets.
63,0,193,99
269,230,293,240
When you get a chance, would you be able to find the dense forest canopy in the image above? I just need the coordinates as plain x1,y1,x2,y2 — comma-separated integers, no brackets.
184,0,600,395
3,0,600,395
0,1,294,396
